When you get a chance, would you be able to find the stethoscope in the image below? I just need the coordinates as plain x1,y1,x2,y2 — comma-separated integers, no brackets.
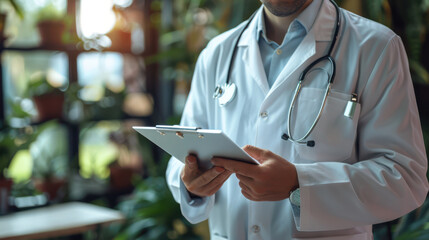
213,0,341,147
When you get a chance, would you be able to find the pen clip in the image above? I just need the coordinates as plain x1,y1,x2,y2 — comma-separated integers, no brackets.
351,93,358,102
155,125,200,131
344,93,358,119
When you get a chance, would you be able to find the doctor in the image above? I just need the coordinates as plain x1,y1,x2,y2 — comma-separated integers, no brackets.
166,0,429,239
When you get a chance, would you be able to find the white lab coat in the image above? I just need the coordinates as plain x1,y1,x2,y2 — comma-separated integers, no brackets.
166,0,429,239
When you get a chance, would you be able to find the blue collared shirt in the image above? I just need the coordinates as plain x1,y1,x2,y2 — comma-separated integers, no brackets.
257,0,322,88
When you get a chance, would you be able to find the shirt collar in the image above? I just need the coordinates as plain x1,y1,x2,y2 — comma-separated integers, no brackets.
256,0,323,42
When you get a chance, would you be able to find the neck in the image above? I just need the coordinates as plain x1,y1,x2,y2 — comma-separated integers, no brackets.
263,0,312,45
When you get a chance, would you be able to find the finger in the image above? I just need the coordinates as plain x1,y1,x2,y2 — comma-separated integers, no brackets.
241,190,260,201
241,189,278,202
190,166,225,189
238,181,254,194
239,180,279,199
242,145,270,163
185,155,199,170
199,171,233,196
251,192,285,202
238,181,266,198
203,170,232,192
212,157,258,177
242,145,264,159
183,155,199,177
236,173,254,184
181,156,200,182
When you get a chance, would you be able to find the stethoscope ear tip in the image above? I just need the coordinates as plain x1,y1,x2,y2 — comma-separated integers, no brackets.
306,141,315,147
281,133,289,141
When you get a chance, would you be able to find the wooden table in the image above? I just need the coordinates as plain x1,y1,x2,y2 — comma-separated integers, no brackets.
0,202,124,240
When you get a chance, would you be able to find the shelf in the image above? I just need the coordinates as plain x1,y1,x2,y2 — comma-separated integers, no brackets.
0,0,159,208
12,116,153,128
0,44,148,56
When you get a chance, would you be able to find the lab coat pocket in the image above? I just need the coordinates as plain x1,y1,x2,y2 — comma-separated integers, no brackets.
291,88,361,162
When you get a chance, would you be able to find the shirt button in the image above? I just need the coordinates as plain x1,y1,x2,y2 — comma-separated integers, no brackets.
260,112,268,118
251,225,260,233
276,49,282,55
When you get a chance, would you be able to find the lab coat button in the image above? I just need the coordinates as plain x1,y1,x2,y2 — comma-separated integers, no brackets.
260,112,268,118
251,225,260,233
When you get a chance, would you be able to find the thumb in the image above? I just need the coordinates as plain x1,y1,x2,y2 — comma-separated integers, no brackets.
242,145,269,163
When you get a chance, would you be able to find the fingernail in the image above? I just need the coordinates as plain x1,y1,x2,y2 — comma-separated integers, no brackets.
187,157,195,164
215,167,225,173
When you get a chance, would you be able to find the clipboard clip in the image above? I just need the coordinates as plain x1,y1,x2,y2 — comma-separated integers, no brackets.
155,125,201,131
155,125,202,139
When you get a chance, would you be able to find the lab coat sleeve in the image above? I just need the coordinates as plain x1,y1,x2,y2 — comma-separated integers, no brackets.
166,159,215,224
294,35,429,231
166,49,215,224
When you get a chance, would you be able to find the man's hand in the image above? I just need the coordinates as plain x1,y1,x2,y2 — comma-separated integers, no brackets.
212,145,299,201
181,155,232,198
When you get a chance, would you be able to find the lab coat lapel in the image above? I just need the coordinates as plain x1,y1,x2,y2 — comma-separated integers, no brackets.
243,36,270,94
268,0,337,94
270,33,316,92
238,7,270,95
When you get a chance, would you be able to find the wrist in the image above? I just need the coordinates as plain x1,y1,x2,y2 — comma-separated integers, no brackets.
292,164,299,190
289,164,300,207
188,190,203,199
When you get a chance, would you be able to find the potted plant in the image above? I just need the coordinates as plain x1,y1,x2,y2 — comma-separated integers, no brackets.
30,122,67,202
35,3,66,47
0,127,39,215
26,70,66,122
108,127,142,191
110,177,204,240
0,0,23,42
98,132,208,239
62,82,93,123
0,129,17,215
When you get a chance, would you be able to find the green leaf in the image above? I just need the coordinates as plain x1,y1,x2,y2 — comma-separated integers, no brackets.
126,219,156,237
410,60,429,84
8,0,23,19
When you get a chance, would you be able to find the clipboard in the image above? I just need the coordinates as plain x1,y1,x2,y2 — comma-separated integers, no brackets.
133,125,258,169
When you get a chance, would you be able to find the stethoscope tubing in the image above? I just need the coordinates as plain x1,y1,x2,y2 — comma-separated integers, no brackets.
224,11,258,86
214,0,341,147
287,82,332,144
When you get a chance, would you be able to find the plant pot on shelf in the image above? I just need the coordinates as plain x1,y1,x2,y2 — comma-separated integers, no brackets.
37,20,65,47
0,178,13,215
33,93,64,121
0,13,6,43
106,29,131,52
33,178,66,202
109,163,135,191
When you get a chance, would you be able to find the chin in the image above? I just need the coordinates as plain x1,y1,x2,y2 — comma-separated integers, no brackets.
262,0,310,17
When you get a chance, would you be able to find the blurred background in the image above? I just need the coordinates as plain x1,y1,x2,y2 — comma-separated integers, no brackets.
0,0,428,239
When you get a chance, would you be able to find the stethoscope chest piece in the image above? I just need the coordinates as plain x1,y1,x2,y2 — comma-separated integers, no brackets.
214,83,237,106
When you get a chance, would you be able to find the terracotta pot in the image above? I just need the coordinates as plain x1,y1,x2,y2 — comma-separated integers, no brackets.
109,165,135,190
107,29,132,52
37,20,65,47
0,13,6,42
0,178,13,215
33,178,66,201
33,93,64,121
